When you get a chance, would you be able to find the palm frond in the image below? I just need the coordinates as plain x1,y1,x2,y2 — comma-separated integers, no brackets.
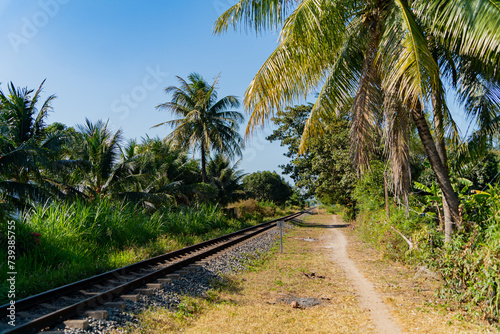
213,0,298,34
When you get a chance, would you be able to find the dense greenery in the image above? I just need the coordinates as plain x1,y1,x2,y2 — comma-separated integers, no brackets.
242,171,293,205
0,78,295,302
0,200,256,303
267,105,356,206
345,158,500,322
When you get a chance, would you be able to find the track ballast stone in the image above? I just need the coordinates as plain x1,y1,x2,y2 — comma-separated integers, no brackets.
59,223,294,333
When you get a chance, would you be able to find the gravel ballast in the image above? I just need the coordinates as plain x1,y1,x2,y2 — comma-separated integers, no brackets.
58,222,295,334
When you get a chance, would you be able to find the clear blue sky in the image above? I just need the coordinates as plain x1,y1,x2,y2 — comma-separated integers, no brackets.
0,0,473,183
0,0,296,180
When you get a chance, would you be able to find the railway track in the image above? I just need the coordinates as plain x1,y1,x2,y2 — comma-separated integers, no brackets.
1,208,313,333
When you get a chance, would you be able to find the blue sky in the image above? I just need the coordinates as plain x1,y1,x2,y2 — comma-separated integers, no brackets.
0,0,296,179
0,0,473,183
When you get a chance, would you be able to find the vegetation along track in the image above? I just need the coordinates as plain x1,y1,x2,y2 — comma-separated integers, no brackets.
1,209,312,334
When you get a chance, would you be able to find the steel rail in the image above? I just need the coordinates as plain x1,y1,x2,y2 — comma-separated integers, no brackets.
1,208,312,334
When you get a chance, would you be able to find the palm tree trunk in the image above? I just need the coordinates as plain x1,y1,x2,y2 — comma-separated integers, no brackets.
200,144,207,183
410,103,460,229
432,93,453,243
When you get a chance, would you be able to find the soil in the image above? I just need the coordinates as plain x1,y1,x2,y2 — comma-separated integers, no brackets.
326,215,402,334
134,212,498,333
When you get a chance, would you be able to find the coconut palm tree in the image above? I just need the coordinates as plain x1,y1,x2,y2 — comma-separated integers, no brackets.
0,80,55,147
214,0,500,241
154,73,244,183
72,119,125,198
117,136,204,206
0,80,69,208
207,154,246,205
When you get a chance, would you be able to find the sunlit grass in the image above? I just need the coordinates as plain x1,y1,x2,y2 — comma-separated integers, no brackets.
0,200,256,303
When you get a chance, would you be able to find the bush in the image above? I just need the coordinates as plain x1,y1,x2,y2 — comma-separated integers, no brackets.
226,199,275,219
242,171,293,204
352,182,500,321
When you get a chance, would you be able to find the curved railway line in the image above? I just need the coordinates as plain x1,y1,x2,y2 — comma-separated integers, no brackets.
1,208,313,333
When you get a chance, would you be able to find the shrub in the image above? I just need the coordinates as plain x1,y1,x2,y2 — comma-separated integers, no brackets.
242,171,293,204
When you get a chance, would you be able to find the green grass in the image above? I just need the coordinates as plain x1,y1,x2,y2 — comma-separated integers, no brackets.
0,200,258,303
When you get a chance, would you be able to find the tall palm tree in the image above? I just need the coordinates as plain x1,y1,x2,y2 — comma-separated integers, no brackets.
214,0,500,240
0,80,55,147
154,73,244,183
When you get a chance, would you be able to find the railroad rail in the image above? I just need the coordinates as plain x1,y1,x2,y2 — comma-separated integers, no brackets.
1,208,313,333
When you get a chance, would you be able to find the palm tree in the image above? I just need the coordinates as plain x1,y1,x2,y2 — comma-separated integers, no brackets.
117,136,204,206
72,119,124,198
0,80,55,147
154,73,244,183
214,0,500,241
0,80,65,208
207,154,246,205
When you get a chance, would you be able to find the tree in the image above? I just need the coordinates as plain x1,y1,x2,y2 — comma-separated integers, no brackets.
242,171,293,204
207,154,246,205
154,73,244,183
0,81,67,208
118,136,204,206
72,119,124,198
0,80,55,147
266,104,315,198
267,105,357,206
214,0,500,241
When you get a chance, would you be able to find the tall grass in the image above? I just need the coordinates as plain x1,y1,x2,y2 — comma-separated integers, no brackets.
0,200,253,303
350,183,500,322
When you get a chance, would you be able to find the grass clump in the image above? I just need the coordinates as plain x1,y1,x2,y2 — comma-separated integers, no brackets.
226,198,300,220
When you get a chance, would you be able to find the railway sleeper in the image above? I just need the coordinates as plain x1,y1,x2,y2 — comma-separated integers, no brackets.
103,301,125,309
157,278,173,284
120,294,140,302
84,310,109,320
64,319,89,330
135,288,154,296
40,303,59,310
79,290,100,297
146,283,163,289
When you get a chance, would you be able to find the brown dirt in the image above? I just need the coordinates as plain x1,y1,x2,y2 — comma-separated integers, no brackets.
326,215,402,333
131,212,498,333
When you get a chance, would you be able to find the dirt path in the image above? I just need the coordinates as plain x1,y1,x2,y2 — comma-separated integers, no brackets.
326,215,402,334
133,212,495,333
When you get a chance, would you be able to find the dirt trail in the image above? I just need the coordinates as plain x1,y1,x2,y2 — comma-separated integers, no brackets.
327,215,403,334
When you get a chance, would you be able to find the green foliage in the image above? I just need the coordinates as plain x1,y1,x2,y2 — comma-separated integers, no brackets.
414,150,500,192
242,171,292,205
207,154,246,205
354,183,500,321
352,160,385,213
154,73,243,183
0,200,252,302
267,105,356,206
